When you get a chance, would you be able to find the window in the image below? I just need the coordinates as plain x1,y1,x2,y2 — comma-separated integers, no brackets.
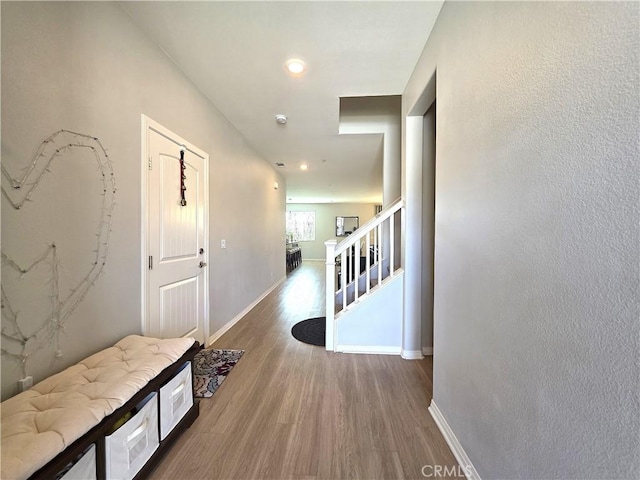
286,211,315,242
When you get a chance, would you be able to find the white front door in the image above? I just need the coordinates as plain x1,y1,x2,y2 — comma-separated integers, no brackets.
143,117,208,344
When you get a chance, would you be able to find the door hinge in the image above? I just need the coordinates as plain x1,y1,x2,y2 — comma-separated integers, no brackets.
148,156,152,170
148,255,153,270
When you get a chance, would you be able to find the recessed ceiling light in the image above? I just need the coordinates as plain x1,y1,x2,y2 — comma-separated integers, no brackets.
285,58,306,75
275,114,287,124
300,164,308,171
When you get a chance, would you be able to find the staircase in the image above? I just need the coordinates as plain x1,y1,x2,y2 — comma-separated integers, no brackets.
324,198,404,352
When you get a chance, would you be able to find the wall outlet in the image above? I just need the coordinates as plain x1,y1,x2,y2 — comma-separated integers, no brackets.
18,376,33,392
221,239,226,249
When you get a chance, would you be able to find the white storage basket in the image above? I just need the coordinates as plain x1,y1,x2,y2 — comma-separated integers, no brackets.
159,361,193,440
59,444,96,480
105,393,159,480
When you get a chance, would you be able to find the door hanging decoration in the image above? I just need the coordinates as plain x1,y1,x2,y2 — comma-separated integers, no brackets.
179,148,187,207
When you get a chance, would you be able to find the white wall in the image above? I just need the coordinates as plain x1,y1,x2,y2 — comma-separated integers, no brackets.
403,2,639,478
287,203,377,260
339,95,401,207
336,273,403,354
1,2,285,400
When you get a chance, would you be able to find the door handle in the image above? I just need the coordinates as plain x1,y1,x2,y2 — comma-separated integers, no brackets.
199,261,207,268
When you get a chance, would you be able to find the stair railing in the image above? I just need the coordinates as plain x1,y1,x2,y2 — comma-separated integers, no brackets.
324,197,404,351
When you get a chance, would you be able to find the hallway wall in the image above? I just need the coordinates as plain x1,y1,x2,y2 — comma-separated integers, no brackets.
403,2,639,478
286,203,377,260
1,2,285,399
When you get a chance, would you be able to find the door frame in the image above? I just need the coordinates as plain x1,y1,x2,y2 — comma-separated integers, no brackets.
403,70,436,359
140,114,210,343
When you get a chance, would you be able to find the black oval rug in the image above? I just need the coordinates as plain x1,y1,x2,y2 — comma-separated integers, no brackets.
291,317,326,346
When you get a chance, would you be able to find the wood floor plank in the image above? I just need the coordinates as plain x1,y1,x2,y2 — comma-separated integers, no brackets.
148,261,462,480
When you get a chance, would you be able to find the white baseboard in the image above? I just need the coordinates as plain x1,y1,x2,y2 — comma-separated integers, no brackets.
336,345,401,355
401,349,424,360
428,400,481,480
207,276,285,346
422,346,433,356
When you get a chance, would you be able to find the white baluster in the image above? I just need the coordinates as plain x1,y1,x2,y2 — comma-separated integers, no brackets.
389,215,395,276
341,250,347,310
377,224,382,287
354,242,360,303
366,233,371,294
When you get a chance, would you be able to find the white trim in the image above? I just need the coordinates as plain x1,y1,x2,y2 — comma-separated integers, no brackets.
422,346,434,356
401,349,424,359
335,345,401,355
141,116,149,338
207,276,285,346
324,240,337,352
428,400,481,480
141,115,210,344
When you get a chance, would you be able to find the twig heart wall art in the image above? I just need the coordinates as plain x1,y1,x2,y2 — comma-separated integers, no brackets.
1,130,116,378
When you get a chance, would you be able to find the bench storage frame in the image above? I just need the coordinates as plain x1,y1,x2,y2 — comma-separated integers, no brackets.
28,341,201,480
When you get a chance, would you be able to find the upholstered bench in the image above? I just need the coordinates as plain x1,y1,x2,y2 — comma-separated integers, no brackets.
1,335,201,480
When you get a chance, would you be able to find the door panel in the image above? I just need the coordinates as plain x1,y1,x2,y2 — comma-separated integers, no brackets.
159,276,199,338
145,119,208,344
159,154,199,260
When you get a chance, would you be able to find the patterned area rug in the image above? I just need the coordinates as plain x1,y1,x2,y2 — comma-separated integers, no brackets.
192,348,244,398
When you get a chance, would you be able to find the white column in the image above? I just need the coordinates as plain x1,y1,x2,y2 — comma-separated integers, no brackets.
402,116,423,359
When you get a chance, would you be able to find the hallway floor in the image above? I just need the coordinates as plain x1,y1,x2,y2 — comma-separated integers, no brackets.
149,261,462,480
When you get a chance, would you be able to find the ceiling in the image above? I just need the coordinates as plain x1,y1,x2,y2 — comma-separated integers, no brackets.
121,1,443,204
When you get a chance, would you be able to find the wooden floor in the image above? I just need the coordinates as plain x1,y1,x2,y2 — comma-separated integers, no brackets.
150,261,463,480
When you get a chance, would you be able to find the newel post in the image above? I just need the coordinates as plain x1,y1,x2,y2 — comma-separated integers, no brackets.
324,239,337,351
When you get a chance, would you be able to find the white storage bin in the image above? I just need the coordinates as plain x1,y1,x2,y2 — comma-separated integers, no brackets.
59,444,96,480
105,393,159,480
159,361,193,440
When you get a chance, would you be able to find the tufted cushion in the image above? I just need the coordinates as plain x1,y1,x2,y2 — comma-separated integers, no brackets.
1,335,195,480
